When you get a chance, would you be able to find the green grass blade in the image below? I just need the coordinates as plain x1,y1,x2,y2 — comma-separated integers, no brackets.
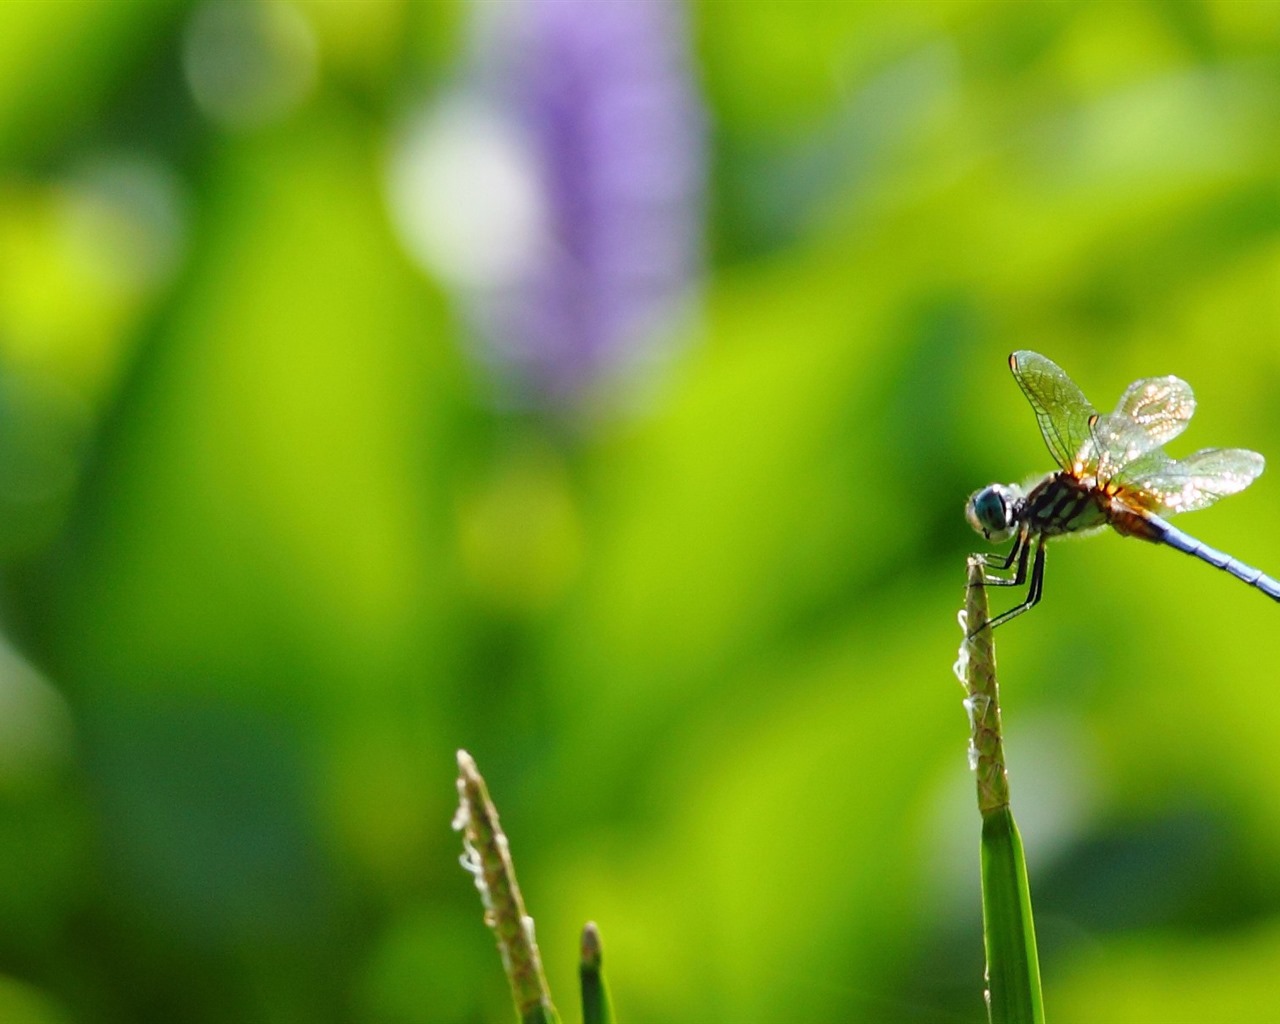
960,558,1045,1024
980,807,1044,1024
579,921,614,1024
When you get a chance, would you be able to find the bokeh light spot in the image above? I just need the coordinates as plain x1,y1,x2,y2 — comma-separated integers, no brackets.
183,0,319,130
387,95,547,290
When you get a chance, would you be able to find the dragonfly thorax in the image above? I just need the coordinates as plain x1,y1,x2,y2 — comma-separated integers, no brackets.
966,483,1022,542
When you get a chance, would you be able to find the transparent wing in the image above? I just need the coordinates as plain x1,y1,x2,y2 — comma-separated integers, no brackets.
1113,374,1195,448
1087,375,1196,479
1008,350,1098,471
1110,447,1265,516
1088,414,1156,480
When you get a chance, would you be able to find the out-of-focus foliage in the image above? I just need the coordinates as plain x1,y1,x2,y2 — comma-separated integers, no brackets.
2,1,1280,1022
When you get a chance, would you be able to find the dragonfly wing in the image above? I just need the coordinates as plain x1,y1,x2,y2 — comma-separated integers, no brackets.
1111,447,1265,515
1009,350,1098,471
1086,374,1196,480
1090,412,1159,480
1113,375,1196,448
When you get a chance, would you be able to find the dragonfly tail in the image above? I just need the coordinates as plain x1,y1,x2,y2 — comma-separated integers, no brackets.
1153,519,1280,602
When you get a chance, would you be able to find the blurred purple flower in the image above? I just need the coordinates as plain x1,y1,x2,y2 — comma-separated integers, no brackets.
486,0,705,407
382,0,706,414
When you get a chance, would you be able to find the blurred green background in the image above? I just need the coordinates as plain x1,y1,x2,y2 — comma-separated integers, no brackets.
3,1,1280,1022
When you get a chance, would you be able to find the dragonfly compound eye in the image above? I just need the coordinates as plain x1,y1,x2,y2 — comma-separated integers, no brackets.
967,484,1017,541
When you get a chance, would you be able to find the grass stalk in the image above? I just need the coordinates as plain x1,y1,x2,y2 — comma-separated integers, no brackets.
454,750,561,1024
958,558,1045,1024
579,921,613,1024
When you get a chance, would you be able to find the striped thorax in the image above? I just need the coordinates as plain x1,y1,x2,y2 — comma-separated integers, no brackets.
1020,472,1109,537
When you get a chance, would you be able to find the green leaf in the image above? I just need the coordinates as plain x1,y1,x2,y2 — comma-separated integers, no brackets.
981,806,1044,1024
579,922,613,1024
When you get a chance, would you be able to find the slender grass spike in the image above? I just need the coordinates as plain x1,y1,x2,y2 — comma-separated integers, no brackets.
968,350,1280,630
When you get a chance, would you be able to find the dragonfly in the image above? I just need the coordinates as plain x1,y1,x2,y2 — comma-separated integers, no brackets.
967,350,1280,630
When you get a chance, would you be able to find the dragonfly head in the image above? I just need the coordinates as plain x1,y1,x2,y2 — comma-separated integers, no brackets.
966,483,1021,542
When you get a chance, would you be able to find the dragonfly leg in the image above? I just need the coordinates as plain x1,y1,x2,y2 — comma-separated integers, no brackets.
968,536,1046,635
973,528,1031,587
